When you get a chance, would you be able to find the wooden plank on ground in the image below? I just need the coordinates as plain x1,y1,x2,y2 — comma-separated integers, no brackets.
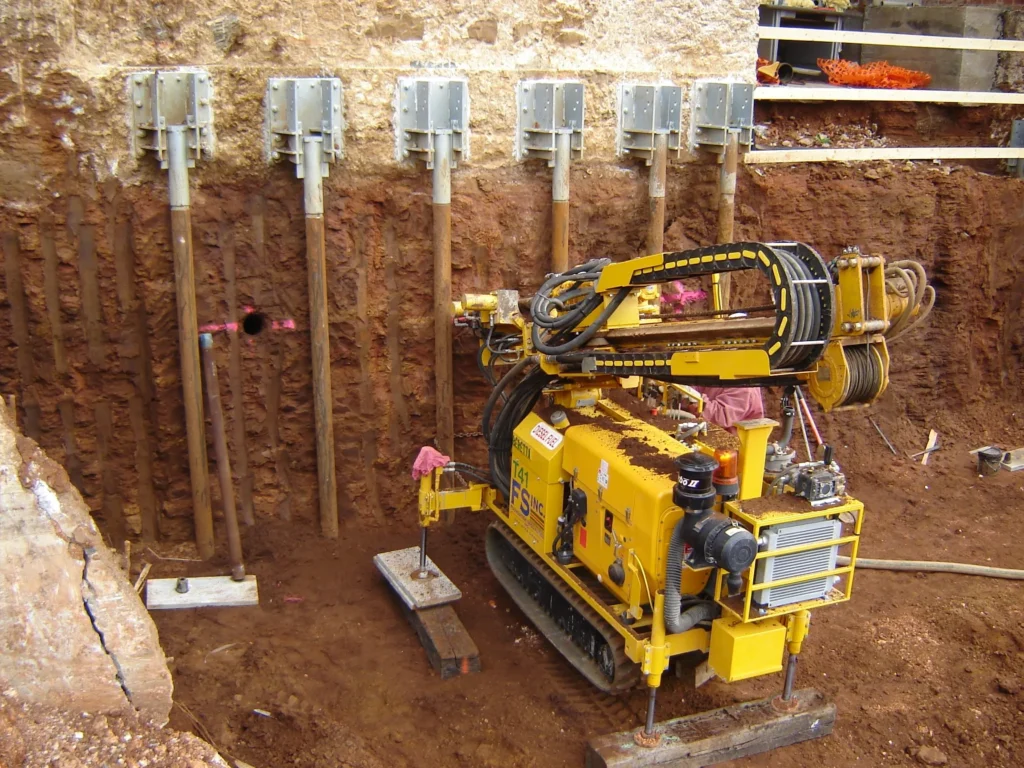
404,603,481,680
757,25,1024,53
752,85,1024,106
3,230,41,439
586,688,835,768
146,575,259,610
748,146,1024,165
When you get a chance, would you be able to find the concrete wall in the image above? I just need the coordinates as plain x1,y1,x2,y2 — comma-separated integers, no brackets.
1,0,760,189
862,6,1002,91
0,401,172,724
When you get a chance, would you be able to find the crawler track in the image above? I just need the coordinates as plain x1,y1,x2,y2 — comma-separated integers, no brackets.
485,521,641,694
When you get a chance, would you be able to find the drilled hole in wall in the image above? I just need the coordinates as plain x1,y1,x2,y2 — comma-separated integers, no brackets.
242,312,266,336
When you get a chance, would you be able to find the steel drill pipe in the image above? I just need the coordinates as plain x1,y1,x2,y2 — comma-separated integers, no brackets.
713,132,740,311
303,137,340,539
551,131,572,273
199,333,245,580
433,131,455,459
647,133,668,256
167,126,214,560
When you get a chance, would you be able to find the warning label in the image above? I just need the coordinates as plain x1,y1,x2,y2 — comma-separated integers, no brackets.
597,459,610,490
529,421,563,451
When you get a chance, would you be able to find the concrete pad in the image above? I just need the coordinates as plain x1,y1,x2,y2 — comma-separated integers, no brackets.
374,546,462,610
146,575,259,609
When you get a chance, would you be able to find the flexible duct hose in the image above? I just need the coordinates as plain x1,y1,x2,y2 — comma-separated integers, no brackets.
838,556,1024,580
663,518,718,633
885,260,935,342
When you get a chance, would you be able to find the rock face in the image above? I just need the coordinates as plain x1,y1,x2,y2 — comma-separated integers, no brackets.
0,402,172,725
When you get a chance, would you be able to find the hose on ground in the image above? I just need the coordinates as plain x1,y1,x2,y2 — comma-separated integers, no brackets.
838,556,1024,581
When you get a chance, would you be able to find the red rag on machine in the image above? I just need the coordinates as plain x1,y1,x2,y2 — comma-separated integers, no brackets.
699,387,765,433
411,446,450,480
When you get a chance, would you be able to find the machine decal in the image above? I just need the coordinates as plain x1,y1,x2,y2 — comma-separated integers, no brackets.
597,459,610,490
512,435,532,460
510,478,544,520
529,421,563,450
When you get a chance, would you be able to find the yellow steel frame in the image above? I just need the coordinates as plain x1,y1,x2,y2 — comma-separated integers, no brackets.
714,498,864,623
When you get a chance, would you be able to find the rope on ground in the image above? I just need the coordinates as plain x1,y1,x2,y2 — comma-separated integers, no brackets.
838,555,1024,580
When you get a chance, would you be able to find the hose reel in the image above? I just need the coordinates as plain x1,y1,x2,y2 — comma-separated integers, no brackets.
807,341,889,411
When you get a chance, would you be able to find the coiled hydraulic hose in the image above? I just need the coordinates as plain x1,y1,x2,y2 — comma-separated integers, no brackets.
885,260,935,342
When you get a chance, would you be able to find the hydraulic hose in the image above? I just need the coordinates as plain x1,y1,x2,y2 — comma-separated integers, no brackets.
663,518,718,633
838,556,1024,580
481,356,532,441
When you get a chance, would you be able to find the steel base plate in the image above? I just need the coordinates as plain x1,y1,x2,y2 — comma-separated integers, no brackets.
374,547,462,610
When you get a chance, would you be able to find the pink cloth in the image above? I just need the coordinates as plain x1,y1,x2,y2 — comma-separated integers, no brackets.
411,446,451,480
661,281,707,314
699,387,765,434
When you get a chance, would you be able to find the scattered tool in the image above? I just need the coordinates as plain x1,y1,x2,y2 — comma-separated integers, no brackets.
869,417,897,455
382,242,934,762
909,445,941,460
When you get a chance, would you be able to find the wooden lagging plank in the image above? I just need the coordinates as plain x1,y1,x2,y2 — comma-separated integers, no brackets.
586,688,835,768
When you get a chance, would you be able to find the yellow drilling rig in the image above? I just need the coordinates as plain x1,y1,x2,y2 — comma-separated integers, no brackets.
384,241,932,753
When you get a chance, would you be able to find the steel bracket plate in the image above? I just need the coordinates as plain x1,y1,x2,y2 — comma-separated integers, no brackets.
265,77,344,179
1009,119,1024,178
129,69,215,169
515,80,584,166
394,77,469,169
691,80,754,153
617,83,683,165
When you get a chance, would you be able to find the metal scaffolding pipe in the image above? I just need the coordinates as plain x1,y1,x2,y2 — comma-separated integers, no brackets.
167,126,214,559
432,131,454,458
647,133,668,256
551,130,571,273
713,131,740,312
199,334,245,580
302,137,339,539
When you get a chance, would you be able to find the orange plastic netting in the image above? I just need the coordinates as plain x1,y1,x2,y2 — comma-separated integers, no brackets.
817,58,931,90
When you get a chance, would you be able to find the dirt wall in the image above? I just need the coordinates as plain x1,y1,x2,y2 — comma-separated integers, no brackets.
0,2,1023,545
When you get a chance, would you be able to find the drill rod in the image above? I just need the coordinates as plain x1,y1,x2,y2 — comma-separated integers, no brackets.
646,133,667,256
552,130,571,273
432,131,455,467
303,137,340,539
167,126,214,560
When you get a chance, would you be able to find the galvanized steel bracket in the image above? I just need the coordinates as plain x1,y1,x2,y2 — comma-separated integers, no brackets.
394,77,470,169
515,80,584,166
129,68,215,169
617,83,683,165
691,80,754,153
265,77,344,179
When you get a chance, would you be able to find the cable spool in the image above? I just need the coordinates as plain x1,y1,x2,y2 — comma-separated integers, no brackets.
841,345,886,407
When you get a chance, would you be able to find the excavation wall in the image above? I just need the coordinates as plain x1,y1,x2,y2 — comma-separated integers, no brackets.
0,2,1022,542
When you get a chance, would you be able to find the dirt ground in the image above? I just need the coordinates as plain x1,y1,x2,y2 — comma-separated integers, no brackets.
150,405,1024,768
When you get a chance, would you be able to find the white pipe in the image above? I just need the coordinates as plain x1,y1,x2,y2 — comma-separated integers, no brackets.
167,126,190,210
553,130,571,203
302,137,324,216
432,131,452,205
649,133,667,199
